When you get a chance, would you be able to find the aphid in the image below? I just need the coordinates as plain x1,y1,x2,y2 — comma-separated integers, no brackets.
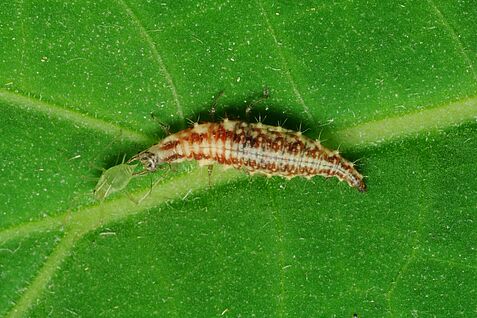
131,119,366,191
93,163,138,200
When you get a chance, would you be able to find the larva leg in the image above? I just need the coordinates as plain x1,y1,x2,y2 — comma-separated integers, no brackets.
245,88,270,120
210,90,225,120
150,112,171,135
207,165,214,186
166,162,176,173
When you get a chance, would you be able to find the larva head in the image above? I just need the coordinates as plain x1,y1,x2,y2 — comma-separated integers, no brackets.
93,163,137,201
356,180,367,192
132,150,161,172
348,168,367,192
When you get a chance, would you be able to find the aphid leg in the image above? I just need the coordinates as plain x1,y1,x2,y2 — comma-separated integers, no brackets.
132,169,150,176
93,163,138,201
126,176,153,205
125,192,141,205
128,166,172,204
207,165,214,187
89,132,125,172
81,174,101,182
85,154,110,182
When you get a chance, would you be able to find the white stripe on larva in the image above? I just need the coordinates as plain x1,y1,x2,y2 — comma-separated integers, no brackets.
183,139,190,157
223,118,236,130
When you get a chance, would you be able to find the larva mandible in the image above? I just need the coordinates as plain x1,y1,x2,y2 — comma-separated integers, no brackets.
131,119,366,192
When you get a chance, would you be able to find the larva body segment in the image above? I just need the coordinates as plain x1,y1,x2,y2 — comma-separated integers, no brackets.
133,120,366,191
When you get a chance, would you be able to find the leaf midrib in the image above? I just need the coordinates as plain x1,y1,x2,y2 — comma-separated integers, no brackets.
1,90,477,241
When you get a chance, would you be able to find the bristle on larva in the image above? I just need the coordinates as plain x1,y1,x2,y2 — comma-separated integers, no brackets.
132,120,366,192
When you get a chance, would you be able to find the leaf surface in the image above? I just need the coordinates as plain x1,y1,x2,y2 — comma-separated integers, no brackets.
1,0,476,317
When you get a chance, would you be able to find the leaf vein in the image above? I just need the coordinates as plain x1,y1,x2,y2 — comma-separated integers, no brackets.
0,89,152,144
270,201,287,317
116,0,184,120
5,231,78,318
3,167,244,316
335,95,477,150
384,159,427,316
426,0,477,83
2,95,477,244
2,94,477,315
256,0,313,121
426,256,477,272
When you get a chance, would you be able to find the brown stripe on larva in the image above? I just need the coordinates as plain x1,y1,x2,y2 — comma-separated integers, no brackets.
161,140,180,151
133,119,366,191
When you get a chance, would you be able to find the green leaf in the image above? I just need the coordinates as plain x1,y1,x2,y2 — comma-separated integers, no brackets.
1,0,476,317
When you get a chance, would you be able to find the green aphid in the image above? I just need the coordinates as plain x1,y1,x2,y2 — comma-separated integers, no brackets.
93,163,138,201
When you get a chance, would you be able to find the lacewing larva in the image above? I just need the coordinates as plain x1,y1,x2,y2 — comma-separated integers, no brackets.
94,119,366,200
131,119,366,192
93,163,138,201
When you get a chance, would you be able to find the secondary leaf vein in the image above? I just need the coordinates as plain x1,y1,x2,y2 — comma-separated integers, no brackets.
2,95,477,244
5,231,78,318
335,95,477,150
116,0,184,120
426,0,477,83
270,196,287,317
4,167,244,317
256,0,313,121
0,89,152,145
384,157,426,316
